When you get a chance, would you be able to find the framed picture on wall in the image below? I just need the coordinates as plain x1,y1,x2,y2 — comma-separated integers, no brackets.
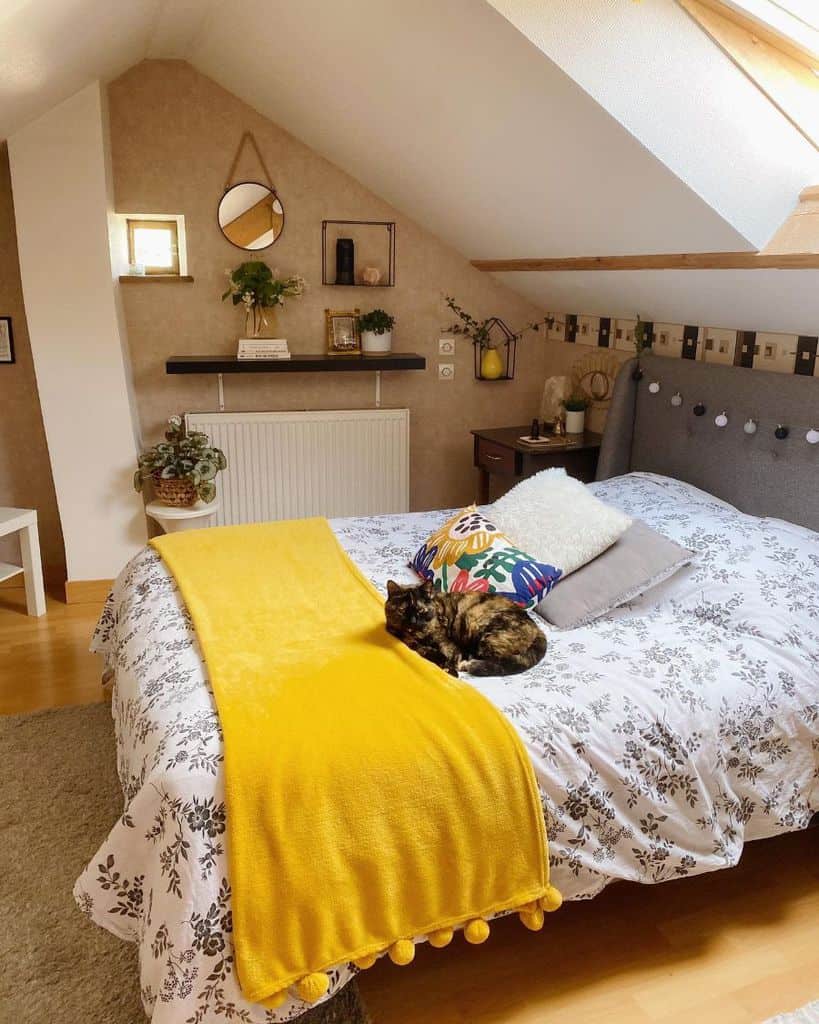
325,308,361,355
0,317,14,364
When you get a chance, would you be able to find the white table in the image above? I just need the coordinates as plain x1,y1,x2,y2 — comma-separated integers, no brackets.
0,507,46,616
146,499,220,534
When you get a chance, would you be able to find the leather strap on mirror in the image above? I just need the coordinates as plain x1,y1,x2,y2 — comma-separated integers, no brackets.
224,132,278,195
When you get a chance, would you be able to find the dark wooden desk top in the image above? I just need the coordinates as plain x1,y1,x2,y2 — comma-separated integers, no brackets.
471,425,602,454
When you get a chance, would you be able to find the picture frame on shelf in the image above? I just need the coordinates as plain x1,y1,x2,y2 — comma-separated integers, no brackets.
325,308,361,355
0,317,14,364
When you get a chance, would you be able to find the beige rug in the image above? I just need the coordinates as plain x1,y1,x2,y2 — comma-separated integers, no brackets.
0,702,369,1024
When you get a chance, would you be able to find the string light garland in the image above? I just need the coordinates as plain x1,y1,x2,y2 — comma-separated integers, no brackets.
635,377,818,443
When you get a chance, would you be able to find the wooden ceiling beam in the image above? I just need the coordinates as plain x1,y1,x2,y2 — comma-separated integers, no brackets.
471,252,819,272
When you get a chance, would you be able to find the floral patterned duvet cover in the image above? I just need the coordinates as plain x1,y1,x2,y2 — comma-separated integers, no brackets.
74,473,819,1023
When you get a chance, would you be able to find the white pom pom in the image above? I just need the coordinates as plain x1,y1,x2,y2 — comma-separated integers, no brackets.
807,428,819,445
715,412,728,428
648,381,661,394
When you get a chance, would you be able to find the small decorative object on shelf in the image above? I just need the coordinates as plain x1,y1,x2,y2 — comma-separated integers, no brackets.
335,238,355,285
562,394,588,434
322,220,396,286
222,261,305,338
134,415,227,507
359,308,395,355
326,308,361,355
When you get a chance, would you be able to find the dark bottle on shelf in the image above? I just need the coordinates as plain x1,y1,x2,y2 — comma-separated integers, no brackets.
335,238,355,285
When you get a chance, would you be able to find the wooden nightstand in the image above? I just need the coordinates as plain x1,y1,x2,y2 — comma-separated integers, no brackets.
472,426,602,503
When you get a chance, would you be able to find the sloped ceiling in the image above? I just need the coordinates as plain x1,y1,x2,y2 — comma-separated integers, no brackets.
3,0,819,332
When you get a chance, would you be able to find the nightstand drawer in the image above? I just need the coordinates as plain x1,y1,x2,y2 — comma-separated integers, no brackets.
475,437,517,475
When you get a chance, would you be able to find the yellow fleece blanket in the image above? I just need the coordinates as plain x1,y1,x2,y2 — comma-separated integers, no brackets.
151,518,558,1007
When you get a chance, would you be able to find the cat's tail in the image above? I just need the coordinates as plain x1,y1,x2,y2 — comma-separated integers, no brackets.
459,631,547,677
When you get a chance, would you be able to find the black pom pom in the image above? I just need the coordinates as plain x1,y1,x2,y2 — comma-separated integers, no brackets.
693,402,706,417
774,425,789,440
631,366,644,381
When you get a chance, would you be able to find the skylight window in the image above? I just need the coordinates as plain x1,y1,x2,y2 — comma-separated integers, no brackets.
719,0,819,59
681,0,819,149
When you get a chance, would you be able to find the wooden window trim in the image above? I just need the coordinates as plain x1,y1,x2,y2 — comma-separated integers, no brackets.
678,0,819,150
126,218,180,276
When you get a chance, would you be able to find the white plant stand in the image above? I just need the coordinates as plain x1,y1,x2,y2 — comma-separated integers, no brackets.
0,508,47,616
146,499,220,535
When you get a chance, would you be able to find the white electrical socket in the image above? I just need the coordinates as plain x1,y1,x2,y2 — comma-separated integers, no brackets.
438,362,455,380
438,338,455,355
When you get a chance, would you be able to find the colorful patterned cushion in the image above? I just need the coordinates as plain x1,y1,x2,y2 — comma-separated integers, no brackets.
410,507,562,609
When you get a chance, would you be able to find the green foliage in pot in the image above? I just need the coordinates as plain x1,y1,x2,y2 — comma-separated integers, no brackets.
133,415,227,504
358,309,395,335
563,394,588,412
221,262,306,310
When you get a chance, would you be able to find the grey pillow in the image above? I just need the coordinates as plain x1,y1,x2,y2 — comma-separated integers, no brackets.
536,519,693,629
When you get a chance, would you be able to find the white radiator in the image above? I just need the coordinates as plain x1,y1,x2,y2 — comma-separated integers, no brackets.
185,409,409,525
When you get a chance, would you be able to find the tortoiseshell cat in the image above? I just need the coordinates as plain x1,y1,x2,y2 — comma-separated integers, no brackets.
385,579,547,677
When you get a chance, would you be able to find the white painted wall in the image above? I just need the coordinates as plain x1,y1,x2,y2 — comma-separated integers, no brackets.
187,0,749,259
498,268,819,336
8,81,145,582
487,0,819,249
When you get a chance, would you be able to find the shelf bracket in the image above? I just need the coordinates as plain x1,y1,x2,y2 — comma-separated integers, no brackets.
375,370,382,408
217,373,225,412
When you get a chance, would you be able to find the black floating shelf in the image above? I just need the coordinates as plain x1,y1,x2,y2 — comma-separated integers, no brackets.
166,353,426,374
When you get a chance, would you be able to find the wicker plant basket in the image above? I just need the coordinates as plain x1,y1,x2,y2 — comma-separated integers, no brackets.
152,473,197,507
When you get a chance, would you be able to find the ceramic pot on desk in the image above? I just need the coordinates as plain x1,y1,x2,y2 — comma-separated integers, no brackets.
565,409,586,434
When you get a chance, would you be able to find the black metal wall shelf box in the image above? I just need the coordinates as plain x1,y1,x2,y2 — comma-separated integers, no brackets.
166,353,425,374
321,220,396,287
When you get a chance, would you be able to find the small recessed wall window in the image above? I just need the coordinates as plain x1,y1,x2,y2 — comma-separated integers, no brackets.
127,218,180,275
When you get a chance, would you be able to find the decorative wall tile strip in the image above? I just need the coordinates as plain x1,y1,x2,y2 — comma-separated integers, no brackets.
547,313,819,376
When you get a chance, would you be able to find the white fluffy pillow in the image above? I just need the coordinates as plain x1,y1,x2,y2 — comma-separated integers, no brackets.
490,469,632,578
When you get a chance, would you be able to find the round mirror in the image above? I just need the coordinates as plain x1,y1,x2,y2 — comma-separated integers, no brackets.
218,182,284,250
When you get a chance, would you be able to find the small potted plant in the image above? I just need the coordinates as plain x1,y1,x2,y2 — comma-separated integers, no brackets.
358,308,395,355
134,416,227,507
222,262,305,337
562,394,588,435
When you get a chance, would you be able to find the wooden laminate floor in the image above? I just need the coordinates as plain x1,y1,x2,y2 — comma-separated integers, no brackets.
1,587,817,1023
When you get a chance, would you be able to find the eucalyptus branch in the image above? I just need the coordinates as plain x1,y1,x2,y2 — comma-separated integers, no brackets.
443,295,561,349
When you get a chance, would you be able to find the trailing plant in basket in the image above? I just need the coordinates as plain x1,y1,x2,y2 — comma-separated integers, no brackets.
358,309,395,334
134,416,227,504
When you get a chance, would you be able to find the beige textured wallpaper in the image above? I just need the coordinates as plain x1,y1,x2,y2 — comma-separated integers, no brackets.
0,143,65,583
108,60,577,512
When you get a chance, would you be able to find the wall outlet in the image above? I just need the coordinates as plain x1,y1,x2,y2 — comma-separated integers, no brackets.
438,362,455,380
438,338,455,355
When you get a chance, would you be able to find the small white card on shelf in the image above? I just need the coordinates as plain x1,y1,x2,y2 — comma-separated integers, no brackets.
237,338,290,359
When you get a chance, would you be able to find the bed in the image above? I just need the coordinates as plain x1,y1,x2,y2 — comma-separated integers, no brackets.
75,355,819,1023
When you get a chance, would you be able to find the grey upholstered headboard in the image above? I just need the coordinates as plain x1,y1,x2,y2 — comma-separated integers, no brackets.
597,352,819,532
